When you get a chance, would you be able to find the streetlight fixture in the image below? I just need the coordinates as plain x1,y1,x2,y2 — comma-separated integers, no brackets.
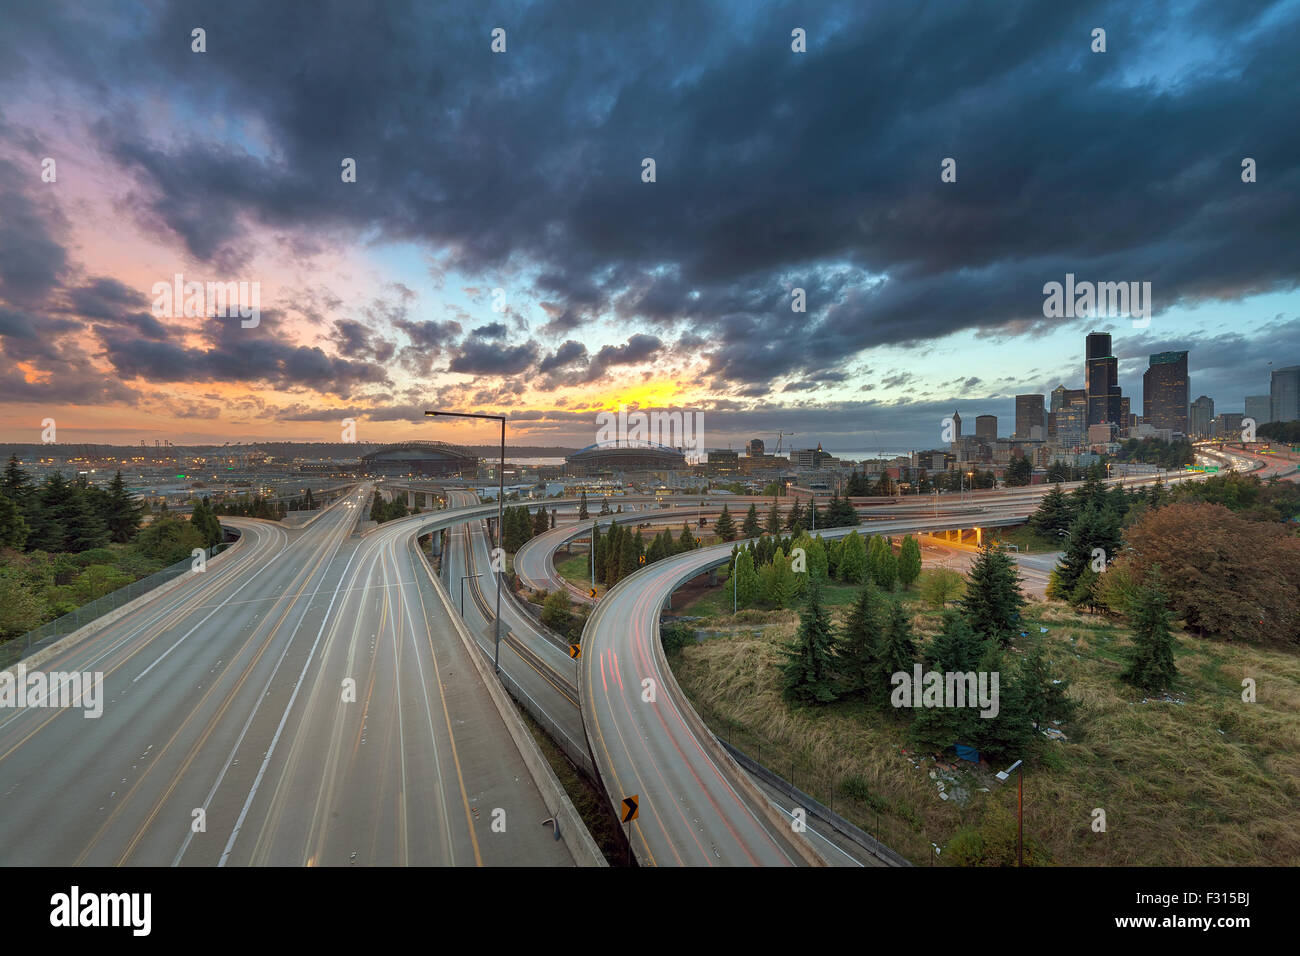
995,758,1025,866
428,409,506,673
459,572,483,616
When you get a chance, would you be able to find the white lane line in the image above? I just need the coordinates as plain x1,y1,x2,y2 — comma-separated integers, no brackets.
216,513,367,866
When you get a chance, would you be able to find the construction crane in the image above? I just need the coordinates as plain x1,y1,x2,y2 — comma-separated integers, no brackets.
775,431,795,455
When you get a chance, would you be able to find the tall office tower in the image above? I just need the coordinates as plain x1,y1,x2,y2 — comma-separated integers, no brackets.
1055,404,1086,448
1014,394,1045,440
1244,395,1271,426
1085,331,1121,425
1119,396,1131,429
1050,385,1068,413
975,415,998,440
1189,395,1214,438
951,410,962,440
1271,366,1300,423
747,438,765,457
1142,351,1189,433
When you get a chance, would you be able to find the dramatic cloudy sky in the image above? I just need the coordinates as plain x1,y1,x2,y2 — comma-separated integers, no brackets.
1,0,1297,451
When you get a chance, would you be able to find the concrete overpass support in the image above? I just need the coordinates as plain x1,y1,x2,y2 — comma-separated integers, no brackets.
408,490,415,509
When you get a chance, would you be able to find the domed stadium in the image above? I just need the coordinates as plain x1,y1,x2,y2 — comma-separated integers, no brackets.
360,441,478,477
565,441,688,477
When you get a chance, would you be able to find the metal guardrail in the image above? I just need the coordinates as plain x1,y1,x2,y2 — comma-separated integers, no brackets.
0,542,230,669
722,741,912,867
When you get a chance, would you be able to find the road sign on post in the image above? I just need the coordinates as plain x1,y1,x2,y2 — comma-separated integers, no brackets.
621,795,639,823
568,643,582,659
588,586,597,599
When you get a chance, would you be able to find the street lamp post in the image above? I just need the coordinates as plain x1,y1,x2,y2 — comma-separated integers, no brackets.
428,410,506,673
460,572,483,616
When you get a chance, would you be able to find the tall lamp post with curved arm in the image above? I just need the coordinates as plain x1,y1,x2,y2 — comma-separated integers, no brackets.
426,409,506,674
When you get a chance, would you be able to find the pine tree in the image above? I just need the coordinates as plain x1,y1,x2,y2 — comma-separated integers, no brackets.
578,490,589,520
533,506,548,536
877,599,919,701
734,548,759,607
598,497,611,516
1122,573,1177,692
785,499,803,531
835,582,887,699
838,530,867,584
741,503,761,538
1018,638,1077,728
1050,504,1121,600
960,542,1025,647
780,576,838,705
897,534,922,588
875,538,897,591
765,503,781,534
2,456,34,512
713,504,736,540
0,493,29,549
1029,483,1072,538
909,612,987,749
676,521,696,553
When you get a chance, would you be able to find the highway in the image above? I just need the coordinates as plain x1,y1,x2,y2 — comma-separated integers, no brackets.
0,486,577,866
436,489,591,769
578,468,1215,867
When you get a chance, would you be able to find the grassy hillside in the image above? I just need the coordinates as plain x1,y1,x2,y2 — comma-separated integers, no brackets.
670,592,1300,866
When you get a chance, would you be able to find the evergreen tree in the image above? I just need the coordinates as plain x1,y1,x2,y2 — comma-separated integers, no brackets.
960,542,1025,647
741,503,761,538
785,499,804,531
713,503,736,540
598,497,612,516
591,523,604,580
676,521,696,553
550,509,556,529
0,493,29,549
1029,483,1073,538
533,506,548,536
909,612,986,749
875,538,897,591
1049,504,1122,600
897,534,922,589
876,599,919,702
780,576,838,704
578,490,589,520
765,503,781,534
734,547,759,607
838,530,867,584
835,582,887,699
618,529,639,580
1005,455,1033,487
1018,638,1078,728
1121,572,1177,692
2,455,33,506
761,548,800,609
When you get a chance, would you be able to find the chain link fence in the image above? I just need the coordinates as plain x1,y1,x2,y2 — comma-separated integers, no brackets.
0,542,230,670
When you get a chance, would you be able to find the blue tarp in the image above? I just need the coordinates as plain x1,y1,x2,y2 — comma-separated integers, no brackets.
954,744,980,763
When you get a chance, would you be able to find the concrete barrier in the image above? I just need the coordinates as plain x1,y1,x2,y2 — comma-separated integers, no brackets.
415,543,606,867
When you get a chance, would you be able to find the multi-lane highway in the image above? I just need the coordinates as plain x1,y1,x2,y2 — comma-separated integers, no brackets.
578,467,1220,866
0,486,581,866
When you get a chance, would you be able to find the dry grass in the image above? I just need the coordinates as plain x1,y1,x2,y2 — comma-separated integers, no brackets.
673,600,1300,866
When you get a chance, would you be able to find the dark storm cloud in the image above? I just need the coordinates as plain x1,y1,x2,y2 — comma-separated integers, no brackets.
448,337,539,376
1,0,1297,398
98,312,390,399
0,163,69,308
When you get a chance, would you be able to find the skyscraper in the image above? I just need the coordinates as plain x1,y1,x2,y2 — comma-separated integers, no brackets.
975,415,997,440
1244,395,1271,427
1271,366,1300,423
1142,350,1189,434
1189,395,1214,438
1085,331,1121,426
1014,394,1045,440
